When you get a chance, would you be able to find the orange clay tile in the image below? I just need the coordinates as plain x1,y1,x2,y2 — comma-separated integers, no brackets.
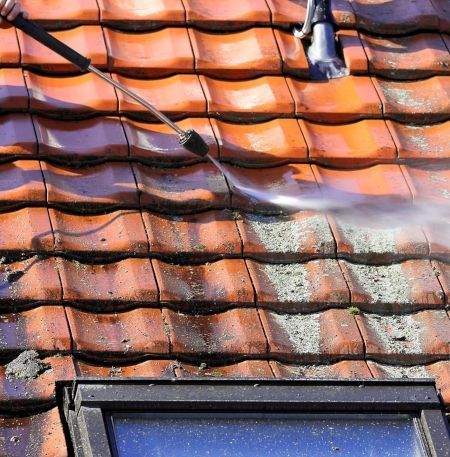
123,118,218,165
163,308,267,360
211,119,307,166
0,114,37,158
328,214,429,263
259,308,363,363
189,28,281,79
143,210,242,261
0,307,70,355
247,259,349,312
50,209,148,258
312,164,412,205
431,0,450,32
372,77,450,123
33,116,128,162
25,72,118,117
200,76,294,121
98,0,185,29
0,27,20,65
0,257,61,304
104,28,193,77
355,310,450,364
41,162,139,211
340,260,445,313
432,261,449,304
75,359,174,377
58,258,158,307
153,259,254,311
386,121,449,161
114,74,206,119
359,33,450,79
273,29,309,78
424,220,450,261
0,408,67,457
182,0,271,30
287,76,382,123
225,163,319,213
133,163,230,213
0,69,28,111
300,119,396,167
20,0,99,28
0,160,46,209
236,211,335,262
338,30,368,75
0,208,53,253
18,26,107,73
0,356,75,410
401,165,450,204
66,308,169,360
350,0,439,34
270,360,372,378
176,360,273,378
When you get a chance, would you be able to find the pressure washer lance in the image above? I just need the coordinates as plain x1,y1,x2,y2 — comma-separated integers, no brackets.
4,13,210,158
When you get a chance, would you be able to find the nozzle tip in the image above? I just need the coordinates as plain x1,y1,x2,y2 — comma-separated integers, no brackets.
179,129,209,157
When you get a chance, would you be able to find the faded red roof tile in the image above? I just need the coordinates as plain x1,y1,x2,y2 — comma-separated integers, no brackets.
190,28,281,79
105,28,193,77
0,69,28,111
176,360,273,378
144,210,242,261
338,30,368,75
271,360,372,378
0,27,20,65
430,0,450,32
401,165,450,204
432,261,449,304
0,114,37,159
260,308,364,363
273,29,309,78
75,359,174,377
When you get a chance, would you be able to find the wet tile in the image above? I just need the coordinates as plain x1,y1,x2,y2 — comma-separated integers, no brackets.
431,0,450,32
153,259,254,311
42,162,139,211
98,0,185,29
123,118,218,165
0,257,61,304
260,308,363,363
271,360,372,378
182,0,271,30
143,210,242,261
340,260,445,312
50,209,148,258
0,27,20,65
372,77,450,123
66,308,169,359
133,163,230,213
432,261,449,305
18,26,107,73
0,307,71,356
190,28,281,79
25,72,118,117
338,30,368,75
0,114,37,159
0,69,28,111
273,29,309,77
176,360,273,378
0,356,75,410
59,258,157,307
211,118,307,166
356,310,450,364
301,119,396,167
401,165,450,204
288,76,382,123
75,359,174,377
0,208,53,254
247,260,349,312
0,408,67,457
361,33,450,79
164,308,267,360
387,121,449,161
34,116,128,162
200,75,294,121
226,163,319,213
0,160,46,209
236,211,335,262
105,28,193,77
350,0,439,34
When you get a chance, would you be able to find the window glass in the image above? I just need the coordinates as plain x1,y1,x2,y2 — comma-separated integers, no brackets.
109,412,428,457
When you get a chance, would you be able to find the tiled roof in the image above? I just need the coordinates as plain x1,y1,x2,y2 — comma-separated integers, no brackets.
0,0,449,455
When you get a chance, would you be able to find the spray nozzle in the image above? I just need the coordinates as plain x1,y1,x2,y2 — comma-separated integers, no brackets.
179,129,210,157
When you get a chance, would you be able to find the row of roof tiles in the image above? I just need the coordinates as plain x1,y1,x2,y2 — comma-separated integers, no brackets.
2,26,449,79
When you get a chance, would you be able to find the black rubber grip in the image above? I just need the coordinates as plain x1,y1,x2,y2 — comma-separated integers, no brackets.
8,13,91,71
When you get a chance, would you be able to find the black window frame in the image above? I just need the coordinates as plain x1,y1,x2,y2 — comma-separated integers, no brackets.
61,378,450,457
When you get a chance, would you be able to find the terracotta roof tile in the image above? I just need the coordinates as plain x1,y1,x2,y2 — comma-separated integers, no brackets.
432,261,449,304
273,29,310,78
271,360,372,378
431,0,450,32
0,27,20,66
0,69,28,110
177,360,274,378
0,114,37,159
338,30,368,75
75,359,175,377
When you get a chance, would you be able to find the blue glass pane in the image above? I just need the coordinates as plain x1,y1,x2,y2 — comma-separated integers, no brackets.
110,413,427,457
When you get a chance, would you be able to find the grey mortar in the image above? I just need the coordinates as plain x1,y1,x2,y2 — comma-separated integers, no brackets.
5,350,50,380
263,263,311,303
